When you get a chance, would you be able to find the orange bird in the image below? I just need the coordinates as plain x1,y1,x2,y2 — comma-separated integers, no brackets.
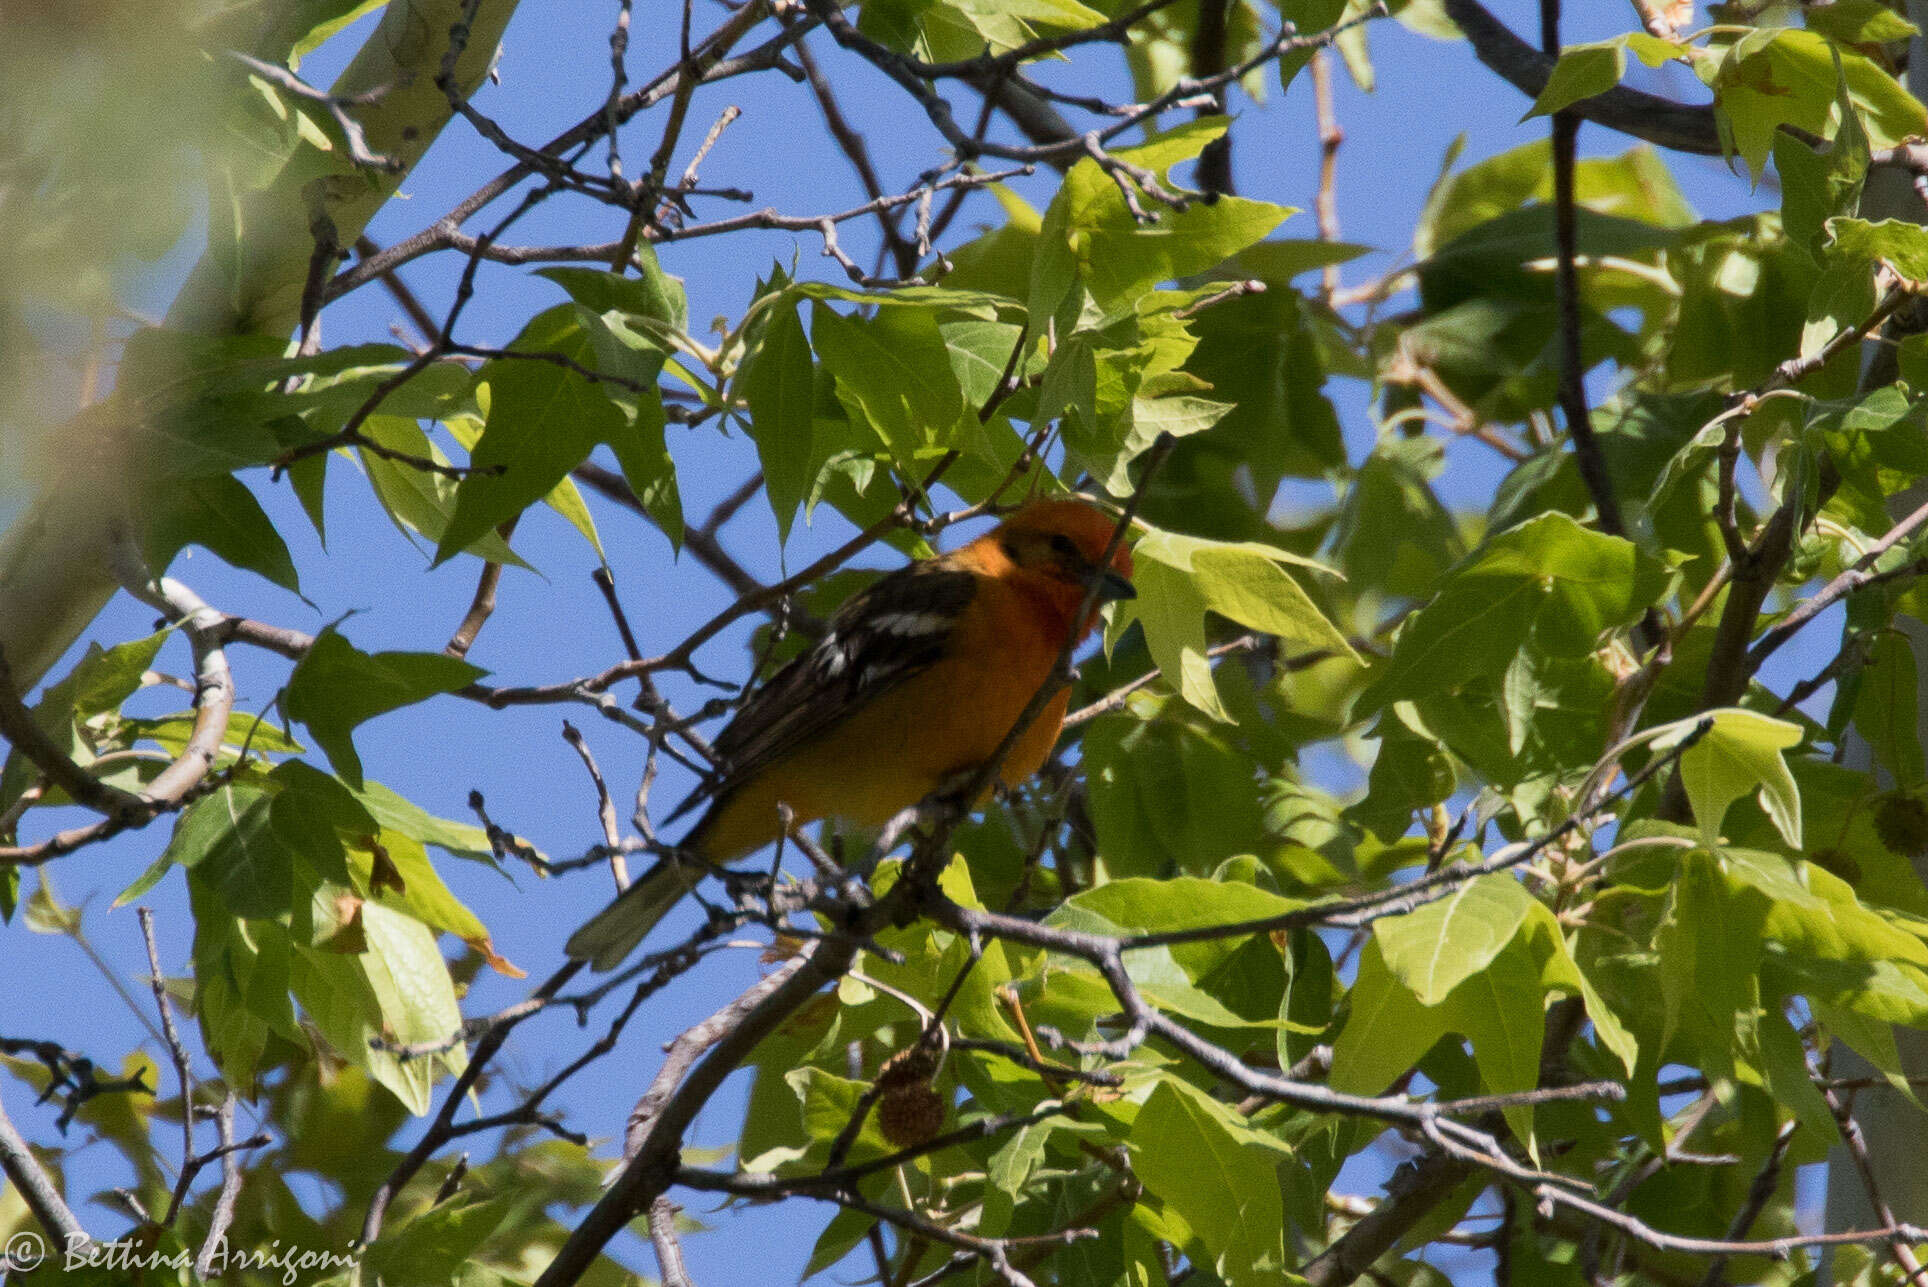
565,498,1135,969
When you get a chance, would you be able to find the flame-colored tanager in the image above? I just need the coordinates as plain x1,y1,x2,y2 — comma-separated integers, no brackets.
566,498,1136,969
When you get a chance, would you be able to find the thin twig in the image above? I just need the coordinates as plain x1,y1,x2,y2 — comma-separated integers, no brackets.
226,52,402,172
1697,1120,1798,1287
1541,0,1626,541
1309,49,1344,304
445,519,515,659
0,1087,89,1251
1747,497,1928,674
649,1196,696,1287
562,721,629,891
139,909,200,1227
195,1095,248,1280
1815,1059,1927,1282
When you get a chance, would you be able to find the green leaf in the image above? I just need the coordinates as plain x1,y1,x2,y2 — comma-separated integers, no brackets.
1415,140,1693,261
1774,70,1869,262
739,293,817,541
1360,512,1671,711
1129,1078,1290,1287
939,317,1027,411
786,1067,895,1165
811,301,963,467
1653,709,1804,848
1826,215,1928,281
986,1114,1055,1198
1330,938,1450,1096
1336,436,1464,599
1813,994,1916,1088
1275,0,1346,89
1524,902,1637,1074
537,249,689,336
1355,703,1457,842
289,909,464,1116
283,0,391,66
1854,631,1924,786
122,710,305,757
440,304,676,560
0,628,172,813
1762,866,1928,998
1525,34,1679,119
1526,42,1622,119
1118,527,1352,721
802,1208,880,1280
1374,874,1534,1006
1049,877,1300,1027
1655,851,1769,1080
188,872,298,1085
541,473,605,561
1440,932,1547,1153
284,628,484,788
1278,928,1335,1069
139,776,289,915
605,375,683,549
144,473,300,593
350,777,508,865
1711,28,1926,177
361,1198,514,1283
351,830,497,952
1031,118,1294,317
1233,238,1372,280
281,349,473,429
1804,0,1919,45
1082,713,1270,879
1049,875,1301,935
790,280,1017,316
360,416,527,566
1180,277,1348,487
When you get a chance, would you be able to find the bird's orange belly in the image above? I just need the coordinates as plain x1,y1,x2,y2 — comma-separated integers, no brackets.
695,664,1069,861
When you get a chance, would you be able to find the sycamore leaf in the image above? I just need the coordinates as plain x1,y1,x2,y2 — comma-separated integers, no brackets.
1524,33,1680,119
1652,708,1804,848
1116,527,1352,721
1374,874,1534,1006
1031,118,1295,319
739,289,817,541
1129,1078,1291,1287
1826,216,1928,282
1360,512,1670,712
284,629,484,788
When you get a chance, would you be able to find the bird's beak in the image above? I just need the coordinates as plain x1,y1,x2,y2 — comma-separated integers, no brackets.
1088,567,1136,602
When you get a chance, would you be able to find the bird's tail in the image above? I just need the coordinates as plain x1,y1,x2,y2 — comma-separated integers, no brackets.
563,854,707,971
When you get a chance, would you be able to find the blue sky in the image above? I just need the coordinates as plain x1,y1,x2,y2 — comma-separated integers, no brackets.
1,1,1834,1281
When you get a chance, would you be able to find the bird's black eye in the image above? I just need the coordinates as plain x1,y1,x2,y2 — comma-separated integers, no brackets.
1049,533,1077,558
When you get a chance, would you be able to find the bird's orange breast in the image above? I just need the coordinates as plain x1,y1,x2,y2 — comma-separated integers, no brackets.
691,572,1076,861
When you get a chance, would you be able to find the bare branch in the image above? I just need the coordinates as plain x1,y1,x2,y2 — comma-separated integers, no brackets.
1816,1061,1927,1282
562,721,629,892
139,909,200,1228
535,942,857,1285
195,1095,249,1281
649,1196,696,1287
0,642,149,822
0,1088,89,1251
1540,0,1628,542
1747,495,1928,673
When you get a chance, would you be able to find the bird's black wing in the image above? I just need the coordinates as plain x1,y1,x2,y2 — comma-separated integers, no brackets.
664,561,978,825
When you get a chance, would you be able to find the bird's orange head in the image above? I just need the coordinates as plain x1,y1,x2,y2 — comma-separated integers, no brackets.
972,498,1135,639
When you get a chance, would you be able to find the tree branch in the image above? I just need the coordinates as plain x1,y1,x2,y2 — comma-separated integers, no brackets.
0,1086,89,1252
534,942,857,1285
